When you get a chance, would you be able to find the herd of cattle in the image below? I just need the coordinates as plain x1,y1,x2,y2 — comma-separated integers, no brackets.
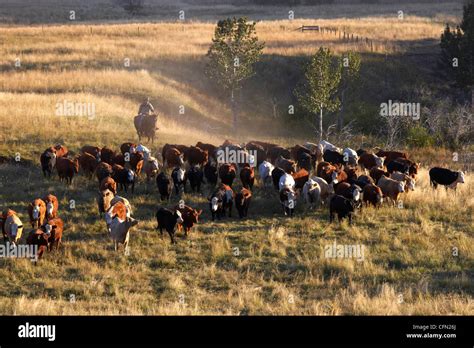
0,139,467,258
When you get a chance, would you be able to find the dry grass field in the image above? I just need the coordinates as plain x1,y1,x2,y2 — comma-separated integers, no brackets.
0,1,473,315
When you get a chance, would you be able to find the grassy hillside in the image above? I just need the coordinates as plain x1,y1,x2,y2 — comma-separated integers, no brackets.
0,13,473,315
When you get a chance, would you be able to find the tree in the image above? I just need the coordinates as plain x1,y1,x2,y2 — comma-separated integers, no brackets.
294,47,341,141
206,17,264,131
337,51,361,130
440,1,474,102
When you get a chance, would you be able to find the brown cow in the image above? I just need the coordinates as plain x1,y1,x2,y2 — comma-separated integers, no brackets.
175,205,202,237
276,155,297,174
100,177,117,194
196,142,217,160
247,140,278,153
164,147,184,168
112,153,126,167
292,168,309,190
370,167,389,183
120,142,136,155
27,198,47,228
53,144,68,158
43,194,59,219
186,146,208,166
100,147,116,165
235,188,252,218
56,157,79,184
358,152,384,170
268,146,291,164
375,150,408,164
43,217,64,251
96,162,113,183
81,145,101,160
240,164,255,190
78,152,98,177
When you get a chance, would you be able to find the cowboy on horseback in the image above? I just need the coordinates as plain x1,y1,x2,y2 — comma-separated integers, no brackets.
137,97,155,128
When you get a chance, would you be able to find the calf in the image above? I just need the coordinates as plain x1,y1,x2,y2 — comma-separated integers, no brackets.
302,179,321,209
429,167,465,191
209,184,234,220
40,149,56,177
26,229,49,261
109,216,139,252
56,157,79,184
43,194,59,219
258,160,274,187
377,176,405,205
175,205,202,237
42,217,64,251
235,188,252,218
362,184,383,208
186,165,204,192
240,164,255,190
329,195,355,224
171,167,187,194
204,161,218,186
27,198,47,228
112,164,136,193
219,163,237,187
156,207,183,244
156,172,172,201
279,187,297,217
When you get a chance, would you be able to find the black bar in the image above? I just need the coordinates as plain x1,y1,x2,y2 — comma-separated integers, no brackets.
0,316,472,346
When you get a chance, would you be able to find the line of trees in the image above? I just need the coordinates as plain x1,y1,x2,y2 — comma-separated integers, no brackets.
205,17,360,139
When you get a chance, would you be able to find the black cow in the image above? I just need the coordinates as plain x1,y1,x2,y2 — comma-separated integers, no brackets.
186,166,204,192
156,172,172,201
323,150,344,165
429,167,465,190
297,152,313,171
40,150,56,177
348,174,374,189
171,167,186,194
156,207,184,244
112,165,136,193
271,167,286,191
386,159,409,175
329,195,355,224
204,162,218,186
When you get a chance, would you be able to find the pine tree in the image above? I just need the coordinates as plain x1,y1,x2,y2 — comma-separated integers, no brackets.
206,17,264,131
